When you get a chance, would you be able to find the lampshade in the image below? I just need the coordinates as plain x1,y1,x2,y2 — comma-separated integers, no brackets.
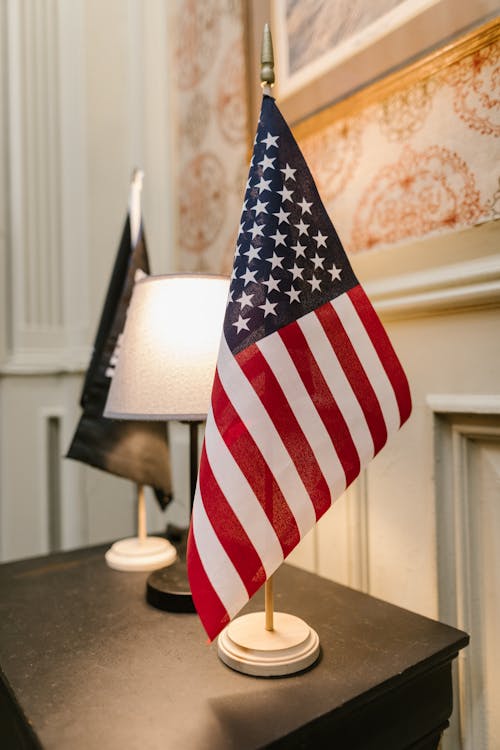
104,274,230,421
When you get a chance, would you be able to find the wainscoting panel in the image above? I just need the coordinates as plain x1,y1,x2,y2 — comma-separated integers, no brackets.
431,398,500,750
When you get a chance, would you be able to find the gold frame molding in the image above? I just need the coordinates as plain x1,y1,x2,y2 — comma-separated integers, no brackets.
245,1,499,130
293,17,499,142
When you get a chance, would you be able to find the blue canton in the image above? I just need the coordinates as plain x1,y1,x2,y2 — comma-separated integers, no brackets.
224,95,358,355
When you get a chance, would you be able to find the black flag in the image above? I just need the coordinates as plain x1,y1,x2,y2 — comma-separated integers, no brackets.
67,216,172,509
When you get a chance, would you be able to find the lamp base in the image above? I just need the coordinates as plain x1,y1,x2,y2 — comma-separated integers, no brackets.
145,558,196,613
217,611,320,677
105,536,177,572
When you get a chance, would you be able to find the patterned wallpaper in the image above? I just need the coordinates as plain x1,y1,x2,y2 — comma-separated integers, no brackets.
175,0,249,274
174,6,499,273
300,35,500,255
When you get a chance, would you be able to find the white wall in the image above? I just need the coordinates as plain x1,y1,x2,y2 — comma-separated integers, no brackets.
287,220,500,749
0,0,179,561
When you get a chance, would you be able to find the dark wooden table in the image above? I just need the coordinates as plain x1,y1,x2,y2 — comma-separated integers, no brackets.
0,544,468,749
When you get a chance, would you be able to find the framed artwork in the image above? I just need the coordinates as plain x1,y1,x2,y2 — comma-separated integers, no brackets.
247,0,499,124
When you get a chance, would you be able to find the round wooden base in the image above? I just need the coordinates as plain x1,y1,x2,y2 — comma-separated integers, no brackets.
105,536,177,572
217,611,320,677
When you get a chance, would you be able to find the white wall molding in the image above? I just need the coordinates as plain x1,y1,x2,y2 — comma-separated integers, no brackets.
0,346,90,376
365,254,500,321
345,471,370,592
4,0,89,364
431,404,500,750
427,394,500,415
136,0,178,273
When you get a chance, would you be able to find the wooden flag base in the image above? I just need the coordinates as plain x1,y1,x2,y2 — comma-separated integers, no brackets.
217,611,320,677
105,536,177,572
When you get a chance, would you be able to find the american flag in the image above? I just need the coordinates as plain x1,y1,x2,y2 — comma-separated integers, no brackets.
187,95,411,641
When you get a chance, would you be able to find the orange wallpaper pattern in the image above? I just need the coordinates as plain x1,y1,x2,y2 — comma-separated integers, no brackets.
175,5,499,272
301,39,499,254
175,0,249,273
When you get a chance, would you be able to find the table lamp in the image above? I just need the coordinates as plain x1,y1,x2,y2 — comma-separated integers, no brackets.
104,273,230,608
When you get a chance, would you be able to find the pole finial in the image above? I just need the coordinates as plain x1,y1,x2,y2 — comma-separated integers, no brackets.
131,167,144,191
260,23,275,88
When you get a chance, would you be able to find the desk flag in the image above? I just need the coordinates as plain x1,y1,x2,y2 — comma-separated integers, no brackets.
187,95,411,640
67,216,172,509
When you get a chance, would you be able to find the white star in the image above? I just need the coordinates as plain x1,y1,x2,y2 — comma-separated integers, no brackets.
237,290,254,309
245,245,261,262
258,154,275,172
238,220,246,236
307,275,322,292
281,163,296,181
295,219,309,236
252,198,268,216
311,253,325,270
243,199,248,210
285,286,301,303
270,229,287,247
291,241,306,257
228,288,234,302
290,262,303,280
277,186,294,202
259,299,278,317
262,132,279,149
329,264,342,281
233,315,250,333
257,176,271,192
262,275,281,293
249,222,265,239
273,208,290,224
269,252,285,269
241,267,257,285
313,230,327,248
297,197,312,214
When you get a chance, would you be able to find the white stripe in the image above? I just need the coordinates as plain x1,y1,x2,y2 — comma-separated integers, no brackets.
257,333,346,499
192,486,248,619
298,310,375,465
204,407,284,575
332,295,400,436
217,336,316,538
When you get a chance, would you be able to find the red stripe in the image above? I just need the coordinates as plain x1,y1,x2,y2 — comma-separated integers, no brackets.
236,343,331,520
198,442,266,597
186,525,229,642
348,286,412,426
279,321,361,488
315,302,388,456
212,371,300,556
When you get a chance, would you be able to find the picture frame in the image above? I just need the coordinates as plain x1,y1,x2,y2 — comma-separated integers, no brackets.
246,0,499,125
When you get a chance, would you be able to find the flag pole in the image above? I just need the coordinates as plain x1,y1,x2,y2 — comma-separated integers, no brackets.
265,575,274,631
129,168,144,248
261,21,276,634
137,483,147,543
260,22,275,94
129,168,148,545
216,22,320,677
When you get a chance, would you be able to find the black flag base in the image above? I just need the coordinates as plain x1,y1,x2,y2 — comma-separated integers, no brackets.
145,525,195,613
146,561,195,613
